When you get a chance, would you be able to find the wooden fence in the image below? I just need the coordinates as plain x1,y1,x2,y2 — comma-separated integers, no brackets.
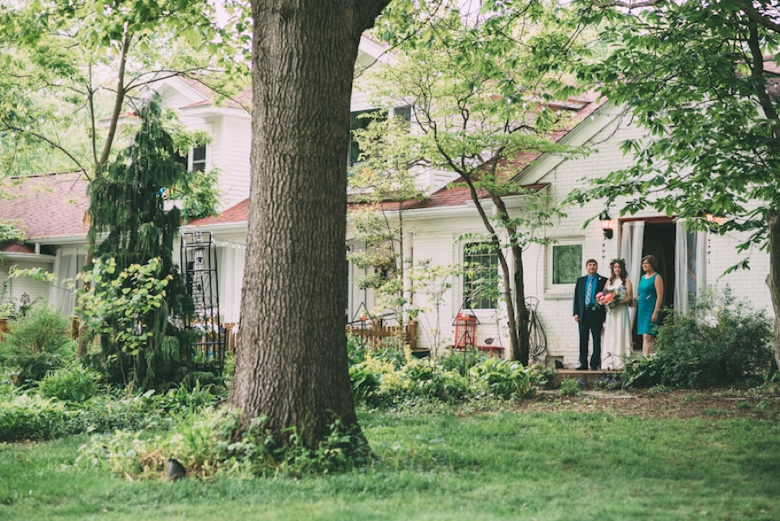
346,319,417,349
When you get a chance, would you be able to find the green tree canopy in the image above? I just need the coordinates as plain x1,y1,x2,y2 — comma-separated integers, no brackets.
569,0,780,365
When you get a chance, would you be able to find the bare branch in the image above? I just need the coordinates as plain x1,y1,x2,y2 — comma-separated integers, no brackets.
98,30,132,168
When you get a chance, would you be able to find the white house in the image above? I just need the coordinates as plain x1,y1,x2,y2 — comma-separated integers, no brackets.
0,36,772,368
185,95,773,368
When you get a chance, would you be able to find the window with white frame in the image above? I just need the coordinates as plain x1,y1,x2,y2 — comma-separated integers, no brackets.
176,144,208,172
549,241,582,286
463,243,499,309
192,144,207,172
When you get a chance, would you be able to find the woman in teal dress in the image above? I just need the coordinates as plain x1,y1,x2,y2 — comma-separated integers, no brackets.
637,255,664,355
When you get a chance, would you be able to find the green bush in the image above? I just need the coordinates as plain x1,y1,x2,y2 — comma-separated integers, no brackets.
0,394,67,441
39,364,100,403
403,360,471,402
622,288,775,389
77,408,373,479
559,377,583,396
0,303,72,385
470,358,537,399
439,349,488,375
0,383,225,442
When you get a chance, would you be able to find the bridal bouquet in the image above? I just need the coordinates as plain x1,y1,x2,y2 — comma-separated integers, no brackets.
596,286,627,311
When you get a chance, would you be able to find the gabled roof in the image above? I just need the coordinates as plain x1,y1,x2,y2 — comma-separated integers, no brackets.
187,93,604,227
0,172,90,240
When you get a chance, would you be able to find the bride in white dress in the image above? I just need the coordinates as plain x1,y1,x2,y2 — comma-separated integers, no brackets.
601,259,634,370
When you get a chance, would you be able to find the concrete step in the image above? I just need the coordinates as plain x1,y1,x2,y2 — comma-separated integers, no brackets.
556,369,621,387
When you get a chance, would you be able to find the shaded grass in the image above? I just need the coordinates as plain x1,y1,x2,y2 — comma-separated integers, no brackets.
1,408,779,520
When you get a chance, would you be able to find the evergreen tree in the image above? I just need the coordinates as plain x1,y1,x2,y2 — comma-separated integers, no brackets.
86,97,194,389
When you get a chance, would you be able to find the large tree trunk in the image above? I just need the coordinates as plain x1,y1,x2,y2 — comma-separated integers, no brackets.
766,209,780,370
228,0,389,448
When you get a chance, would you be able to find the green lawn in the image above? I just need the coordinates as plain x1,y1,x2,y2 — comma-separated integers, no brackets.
2,405,779,520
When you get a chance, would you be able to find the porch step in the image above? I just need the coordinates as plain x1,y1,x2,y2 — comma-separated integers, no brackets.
556,369,620,388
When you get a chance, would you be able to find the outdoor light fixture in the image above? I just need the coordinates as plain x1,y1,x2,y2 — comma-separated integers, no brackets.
704,213,721,233
600,212,613,240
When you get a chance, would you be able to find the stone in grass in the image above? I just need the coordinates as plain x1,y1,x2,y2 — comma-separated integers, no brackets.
166,458,187,481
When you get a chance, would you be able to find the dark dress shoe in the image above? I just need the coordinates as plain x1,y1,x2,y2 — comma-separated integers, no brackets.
576,365,588,370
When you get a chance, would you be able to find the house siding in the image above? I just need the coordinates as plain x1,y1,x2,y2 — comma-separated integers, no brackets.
215,115,252,211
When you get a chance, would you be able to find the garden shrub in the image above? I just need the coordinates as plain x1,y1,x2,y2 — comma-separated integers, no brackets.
0,394,67,441
0,383,224,442
1,302,71,354
470,358,537,399
622,287,775,389
558,377,584,396
402,359,471,402
439,348,488,375
77,408,373,479
0,303,71,385
39,364,100,403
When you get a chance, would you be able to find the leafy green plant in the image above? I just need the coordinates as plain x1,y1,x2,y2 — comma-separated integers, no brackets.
559,377,584,397
403,359,471,402
439,349,488,375
0,302,71,385
78,408,373,480
470,358,537,399
623,288,774,389
530,363,559,390
39,363,100,403
0,394,67,442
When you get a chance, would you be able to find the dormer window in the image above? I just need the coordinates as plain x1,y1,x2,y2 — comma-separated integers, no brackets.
177,144,208,172
192,144,207,172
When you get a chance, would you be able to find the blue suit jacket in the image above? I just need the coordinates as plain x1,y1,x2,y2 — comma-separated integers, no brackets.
573,274,608,323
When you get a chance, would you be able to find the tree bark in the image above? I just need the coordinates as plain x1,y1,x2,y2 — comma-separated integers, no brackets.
228,0,390,448
491,195,530,365
766,209,780,370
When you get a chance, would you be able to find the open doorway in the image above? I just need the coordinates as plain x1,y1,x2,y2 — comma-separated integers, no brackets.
631,220,676,350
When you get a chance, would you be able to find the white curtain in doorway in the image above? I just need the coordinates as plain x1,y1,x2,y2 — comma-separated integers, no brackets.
50,248,86,316
674,220,707,313
217,244,246,324
620,221,645,325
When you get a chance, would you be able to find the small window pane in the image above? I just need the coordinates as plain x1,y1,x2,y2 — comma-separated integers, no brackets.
552,244,582,284
464,243,499,309
394,105,412,122
192,144,207,172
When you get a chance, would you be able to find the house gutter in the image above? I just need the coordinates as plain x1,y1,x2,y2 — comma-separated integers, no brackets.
31,235,91,246
1,252,56,263
180,222,248,235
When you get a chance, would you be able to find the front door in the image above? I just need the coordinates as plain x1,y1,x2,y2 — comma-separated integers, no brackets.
631,221,676,350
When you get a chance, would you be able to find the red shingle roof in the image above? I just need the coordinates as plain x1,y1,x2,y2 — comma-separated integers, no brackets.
0,242,35,254
189,94,603,226
178,77,252,111
188,198,250,226
0,172,90,240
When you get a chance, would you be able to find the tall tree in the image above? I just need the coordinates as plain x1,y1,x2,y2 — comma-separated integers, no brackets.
569,0,780,367
348,114,428,334
84,98,194,389
228,0,391,447
365,0,589,363
0,0,248,355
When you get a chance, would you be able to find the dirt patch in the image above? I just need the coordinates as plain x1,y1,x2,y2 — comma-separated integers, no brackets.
512,388,780,420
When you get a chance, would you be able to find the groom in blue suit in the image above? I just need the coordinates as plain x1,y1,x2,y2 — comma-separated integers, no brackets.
573,259,608,370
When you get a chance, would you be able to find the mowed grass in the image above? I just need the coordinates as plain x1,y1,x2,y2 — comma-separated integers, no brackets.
1,407,779,521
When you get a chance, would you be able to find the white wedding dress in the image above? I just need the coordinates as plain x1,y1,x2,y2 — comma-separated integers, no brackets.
602,278,633,370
